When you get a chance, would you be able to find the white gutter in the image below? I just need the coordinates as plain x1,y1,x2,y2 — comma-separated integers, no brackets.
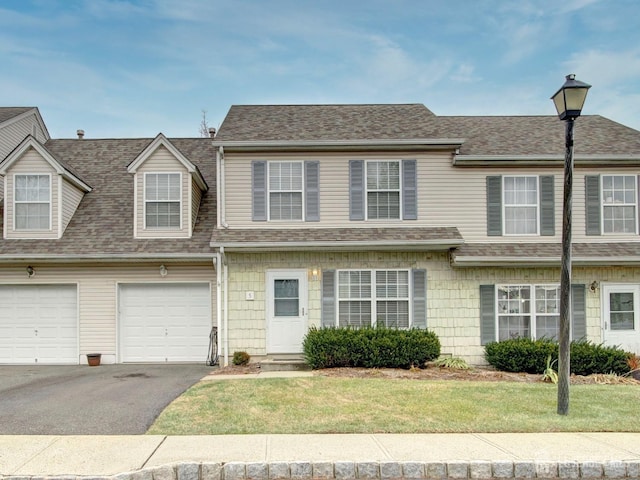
453,154,640,166
452,255,640,267
212,138,466,152
211,239,464,252
0,253,215,263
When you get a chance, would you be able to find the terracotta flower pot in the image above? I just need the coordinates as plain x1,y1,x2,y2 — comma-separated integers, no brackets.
87,353,102,366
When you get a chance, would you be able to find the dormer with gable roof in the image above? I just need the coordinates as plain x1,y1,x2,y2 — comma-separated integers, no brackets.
0,136,91,239
127,133,208,239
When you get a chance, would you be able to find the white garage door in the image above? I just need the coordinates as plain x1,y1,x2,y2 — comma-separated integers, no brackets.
119,283,212,362
0,284,78,364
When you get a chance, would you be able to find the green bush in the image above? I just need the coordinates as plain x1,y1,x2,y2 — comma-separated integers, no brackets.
303,326,441,370
232,351,251,366
484,338,631,375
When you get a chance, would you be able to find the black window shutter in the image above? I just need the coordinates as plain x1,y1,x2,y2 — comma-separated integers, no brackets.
585,175,601,235
480,285,496,345
321,270,336,327
486,176,502,236
252,161,267,221
571,284,586,341
540,175,555,236
305,161,320,222
412,269,427,329
402,159,417,220
349,160,365,221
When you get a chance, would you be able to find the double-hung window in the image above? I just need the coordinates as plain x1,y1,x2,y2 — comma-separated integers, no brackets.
367,161,401,219
14,174,51,230
602,175,637,234
145,173,181,228
496,284,560,341
337,270,410,328
269,162,303,221
503,176,538,235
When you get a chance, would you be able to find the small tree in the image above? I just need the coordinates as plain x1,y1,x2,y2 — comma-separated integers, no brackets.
199,110,210,137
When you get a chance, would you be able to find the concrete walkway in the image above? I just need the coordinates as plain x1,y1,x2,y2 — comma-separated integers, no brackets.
1,433,640,478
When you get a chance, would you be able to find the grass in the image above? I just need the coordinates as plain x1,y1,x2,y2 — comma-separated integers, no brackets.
147,377,640,435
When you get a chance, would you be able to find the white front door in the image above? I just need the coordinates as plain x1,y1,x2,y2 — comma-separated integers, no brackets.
603,284,640,354
266,270,308,353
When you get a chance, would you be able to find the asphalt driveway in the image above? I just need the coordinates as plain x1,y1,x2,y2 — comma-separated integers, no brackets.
0,364,213,434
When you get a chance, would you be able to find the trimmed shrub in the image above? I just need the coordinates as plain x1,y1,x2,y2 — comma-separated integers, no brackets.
303,326,441,370
232,351,251,366
484,338,631,376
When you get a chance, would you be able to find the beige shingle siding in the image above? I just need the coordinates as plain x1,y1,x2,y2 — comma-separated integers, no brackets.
3,148,59,239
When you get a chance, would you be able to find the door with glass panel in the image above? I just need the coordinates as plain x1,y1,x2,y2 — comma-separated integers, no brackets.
603,284,640,354
266,270,308,353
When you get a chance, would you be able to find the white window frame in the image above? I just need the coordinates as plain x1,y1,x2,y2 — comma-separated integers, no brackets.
336,269,411,328
143,172,182,230
267,161,305,221
601,174,638,235
502,175,539,236
13,173,52,231
495,284,560,341
365,160,402,220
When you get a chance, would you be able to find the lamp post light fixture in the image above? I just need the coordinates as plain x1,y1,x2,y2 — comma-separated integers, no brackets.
551,74,591,416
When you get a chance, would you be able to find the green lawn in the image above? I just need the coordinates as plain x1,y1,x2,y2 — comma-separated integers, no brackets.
148,377,640,435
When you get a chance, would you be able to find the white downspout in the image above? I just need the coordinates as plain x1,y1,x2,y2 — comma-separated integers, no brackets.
218,146,229,229
221,246,229,366
214,253,222,365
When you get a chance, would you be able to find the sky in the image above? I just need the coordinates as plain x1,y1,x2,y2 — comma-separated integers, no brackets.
1,0,639,138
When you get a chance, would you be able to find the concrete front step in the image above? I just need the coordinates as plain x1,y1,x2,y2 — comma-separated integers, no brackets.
259,356,311,372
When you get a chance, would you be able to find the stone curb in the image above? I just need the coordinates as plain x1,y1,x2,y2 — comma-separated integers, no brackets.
3,460,640,480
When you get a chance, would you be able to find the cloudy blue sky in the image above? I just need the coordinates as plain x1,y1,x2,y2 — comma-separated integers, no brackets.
1,0,639,138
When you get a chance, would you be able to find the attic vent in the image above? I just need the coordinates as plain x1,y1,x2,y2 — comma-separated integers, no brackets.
77,129,85,139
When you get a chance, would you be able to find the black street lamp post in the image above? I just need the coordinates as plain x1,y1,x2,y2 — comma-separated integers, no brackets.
550,74,591,415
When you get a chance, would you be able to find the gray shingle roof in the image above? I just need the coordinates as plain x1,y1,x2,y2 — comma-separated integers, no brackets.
0,107,33,125
214,104,438,141
211,227,462,249
214,104,640,156
0,137,217,258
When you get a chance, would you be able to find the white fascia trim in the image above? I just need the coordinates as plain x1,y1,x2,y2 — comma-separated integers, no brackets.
213,138,466,151
453,154,640,167
212,239,464,252
452,255,640,267
0,108,50,140
0,254,215,263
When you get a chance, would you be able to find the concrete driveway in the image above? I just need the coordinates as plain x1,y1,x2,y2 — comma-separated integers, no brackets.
0,364,213,434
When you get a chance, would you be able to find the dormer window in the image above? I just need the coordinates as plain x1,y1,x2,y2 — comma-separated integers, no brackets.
144,173,181,229
14,174,51,230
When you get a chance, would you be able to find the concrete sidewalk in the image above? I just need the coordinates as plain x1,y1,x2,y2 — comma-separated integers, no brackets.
2,433,640,479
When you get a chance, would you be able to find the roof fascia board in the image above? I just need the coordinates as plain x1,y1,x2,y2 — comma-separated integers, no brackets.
453,154,640,167
127,134,208,190
0,253,215,263
213,138,466,152
0,136,91,191
452,255,640,267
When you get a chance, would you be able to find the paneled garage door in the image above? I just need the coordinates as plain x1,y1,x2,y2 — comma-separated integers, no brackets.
119,283,212,362
0,284,78,364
